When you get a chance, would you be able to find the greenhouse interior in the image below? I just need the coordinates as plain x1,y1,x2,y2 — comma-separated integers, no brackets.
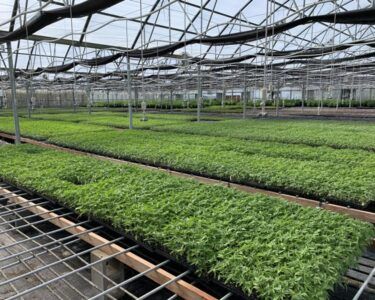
0,0,375,299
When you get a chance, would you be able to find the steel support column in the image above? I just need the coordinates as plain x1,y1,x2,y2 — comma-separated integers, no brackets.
127,56,133,129
242,86,247,119
197,65,202,122
6,42,20,144
26,81,31,119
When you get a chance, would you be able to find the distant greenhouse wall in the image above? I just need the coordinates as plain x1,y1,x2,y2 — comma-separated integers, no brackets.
2,86,375,109
1,89,87,108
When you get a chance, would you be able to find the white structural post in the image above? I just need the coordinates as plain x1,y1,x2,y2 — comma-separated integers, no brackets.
221,87,225,107
301,83,306,111
0,88,3,108
72,87,77,113
26,81,32,118
253,88,256,111
275,85,280,117
90,249,125,300
242,86,247,119
349,78,354,108
6,42,20,145
197,65,202,122
127,56,133,129
261,86,267,116
106,89,110,109
261,87,266,116
85,86,92,115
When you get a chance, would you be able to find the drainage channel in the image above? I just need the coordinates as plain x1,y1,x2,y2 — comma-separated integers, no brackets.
0,182,237,300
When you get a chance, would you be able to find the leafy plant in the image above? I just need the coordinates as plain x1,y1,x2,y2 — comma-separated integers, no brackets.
24,111,205,129
155,118,375,151
0,144,373,300
0,117,374,206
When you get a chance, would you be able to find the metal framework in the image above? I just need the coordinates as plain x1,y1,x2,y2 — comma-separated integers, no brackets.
2,1,375,90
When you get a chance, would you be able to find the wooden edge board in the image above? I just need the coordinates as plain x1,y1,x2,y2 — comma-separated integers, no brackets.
0,131,374,224
0,188,217,300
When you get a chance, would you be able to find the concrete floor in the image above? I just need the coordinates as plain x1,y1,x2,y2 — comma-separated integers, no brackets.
0,213,99,299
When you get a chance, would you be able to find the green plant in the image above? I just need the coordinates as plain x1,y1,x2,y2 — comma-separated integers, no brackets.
22,112,222,129
0,117,374,207
155,118,375,151
0,144,373,300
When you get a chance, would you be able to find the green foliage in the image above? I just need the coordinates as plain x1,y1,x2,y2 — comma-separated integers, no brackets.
1,107,121,116
93,99,200,109
303,99,375,108
180,99,375,112
23,112,222,129
0,117,112,140
0,144,373,300
92,98,240,109
156,118,375,151
0,117,374,206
